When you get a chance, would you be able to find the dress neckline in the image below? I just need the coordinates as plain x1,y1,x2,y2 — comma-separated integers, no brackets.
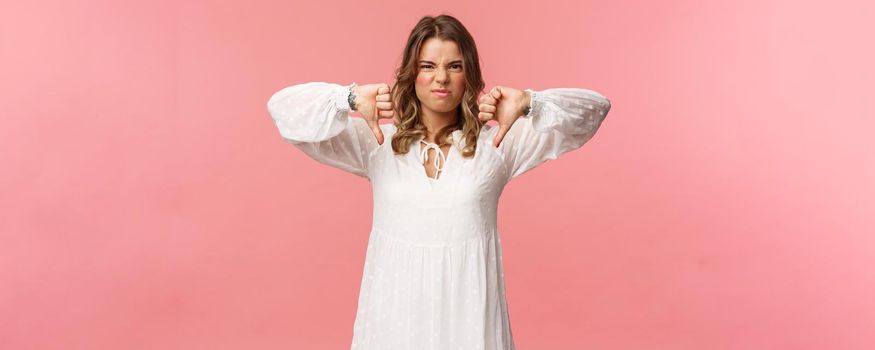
415,130,462,184
418,139,451,181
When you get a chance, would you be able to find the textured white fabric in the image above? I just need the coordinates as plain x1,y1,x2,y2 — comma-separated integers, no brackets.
267,81,611,350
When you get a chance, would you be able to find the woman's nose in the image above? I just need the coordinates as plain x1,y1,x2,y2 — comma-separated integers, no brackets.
435,68,449,83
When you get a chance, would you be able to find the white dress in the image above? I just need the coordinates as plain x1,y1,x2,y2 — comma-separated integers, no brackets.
267,82,611,350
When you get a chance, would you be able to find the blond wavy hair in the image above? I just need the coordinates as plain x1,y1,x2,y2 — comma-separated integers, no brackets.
390,14,486,158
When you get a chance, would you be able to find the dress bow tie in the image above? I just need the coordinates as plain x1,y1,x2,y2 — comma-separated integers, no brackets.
419,140,446,180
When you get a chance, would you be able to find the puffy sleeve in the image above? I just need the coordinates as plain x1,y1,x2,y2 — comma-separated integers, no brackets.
266,81,380,179
492,87,612,180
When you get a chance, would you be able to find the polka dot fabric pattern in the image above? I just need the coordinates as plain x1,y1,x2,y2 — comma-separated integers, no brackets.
267,82,611,350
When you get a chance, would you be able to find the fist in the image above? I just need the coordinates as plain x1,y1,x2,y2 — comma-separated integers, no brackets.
478,86,531,147
354,83,397,145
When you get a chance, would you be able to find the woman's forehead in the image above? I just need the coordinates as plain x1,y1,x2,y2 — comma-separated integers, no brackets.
419,38,461,61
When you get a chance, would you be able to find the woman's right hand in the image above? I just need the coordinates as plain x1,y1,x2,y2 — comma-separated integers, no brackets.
353,83,396,145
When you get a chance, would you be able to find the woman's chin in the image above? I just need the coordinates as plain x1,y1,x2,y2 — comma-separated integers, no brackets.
428,102,460,112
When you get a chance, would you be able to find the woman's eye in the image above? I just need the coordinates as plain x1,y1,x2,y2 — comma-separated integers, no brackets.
419,64,461,70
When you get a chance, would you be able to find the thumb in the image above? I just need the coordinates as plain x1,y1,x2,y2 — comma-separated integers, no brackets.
493,124,510,148
370,122,384,145
365,113,384,145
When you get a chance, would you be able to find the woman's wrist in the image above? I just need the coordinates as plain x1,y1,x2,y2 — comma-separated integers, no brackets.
521,89,533,116
347,82,358,111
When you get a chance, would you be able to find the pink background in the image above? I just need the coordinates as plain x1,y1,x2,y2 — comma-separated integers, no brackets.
2,0,874,349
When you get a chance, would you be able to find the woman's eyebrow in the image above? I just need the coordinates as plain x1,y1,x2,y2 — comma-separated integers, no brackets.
418,60,463,64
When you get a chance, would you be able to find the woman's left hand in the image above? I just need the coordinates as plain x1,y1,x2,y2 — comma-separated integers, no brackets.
478,86,532,147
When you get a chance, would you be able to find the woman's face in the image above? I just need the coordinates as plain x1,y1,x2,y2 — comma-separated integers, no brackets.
414,38,466,116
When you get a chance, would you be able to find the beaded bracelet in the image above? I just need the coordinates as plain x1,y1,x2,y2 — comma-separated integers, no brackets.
522,89,533,116
348,82,358,111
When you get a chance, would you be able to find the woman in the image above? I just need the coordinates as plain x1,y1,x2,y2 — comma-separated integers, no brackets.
266,14,611,350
